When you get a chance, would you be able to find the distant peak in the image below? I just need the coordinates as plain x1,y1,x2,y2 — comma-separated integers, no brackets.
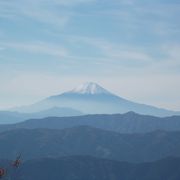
68,82,112,95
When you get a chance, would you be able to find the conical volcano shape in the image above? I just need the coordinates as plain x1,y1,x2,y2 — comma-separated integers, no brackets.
13,82,178,116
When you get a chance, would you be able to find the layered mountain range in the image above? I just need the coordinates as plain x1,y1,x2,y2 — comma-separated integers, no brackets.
0,107,82,124
1,82,179,124
1,82,180,179
1,113,180,134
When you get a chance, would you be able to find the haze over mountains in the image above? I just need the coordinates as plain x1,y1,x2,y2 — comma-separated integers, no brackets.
0,107,82,124
1,82,180,179
1,113,180,134
1,0,179,178
8,82,179,117
0,82,179,124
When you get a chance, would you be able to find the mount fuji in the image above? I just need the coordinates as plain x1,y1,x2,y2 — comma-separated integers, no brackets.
14,82,179,117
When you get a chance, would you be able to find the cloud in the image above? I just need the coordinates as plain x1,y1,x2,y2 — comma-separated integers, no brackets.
69,36,154,66
0,1,67,27
0,0,179,111
159,43,180,70
95,1,180,38
0,0,95,28
65,35,180,77
51,0,95,6
1,41,68,58
0,47,5,51
163,44,180,60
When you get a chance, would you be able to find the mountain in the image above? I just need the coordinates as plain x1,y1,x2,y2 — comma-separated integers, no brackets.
0,126,180,162
0,107,82,124
0,111,24,124
1,156,180,180
30,107,82,118
13,82,179,117
1,113,180,133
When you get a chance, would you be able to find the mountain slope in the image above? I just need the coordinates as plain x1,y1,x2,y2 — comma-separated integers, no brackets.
2,156,180,180
0,111,24,124
69,82,112,94
13,82,179,116
1,113,180,133
0,126,180,162
0,107,82,124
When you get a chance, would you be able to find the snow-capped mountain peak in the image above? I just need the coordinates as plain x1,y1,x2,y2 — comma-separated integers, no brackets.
69,82,111,95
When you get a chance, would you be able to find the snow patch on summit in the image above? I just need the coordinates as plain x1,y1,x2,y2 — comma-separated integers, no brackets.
69,82,111,95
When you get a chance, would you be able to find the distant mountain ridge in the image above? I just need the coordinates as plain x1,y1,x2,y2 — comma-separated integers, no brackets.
0,107,82,124
1,112,180,133
12,82,179,117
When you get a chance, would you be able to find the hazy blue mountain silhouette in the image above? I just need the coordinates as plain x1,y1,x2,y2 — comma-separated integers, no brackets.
13,82,179,117
0,107,82,124
0,111,24,124
0,126,180,162
1,156,180,180
1,112,180,133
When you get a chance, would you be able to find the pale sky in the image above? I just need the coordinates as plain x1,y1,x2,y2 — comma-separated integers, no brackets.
0,0,180,111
